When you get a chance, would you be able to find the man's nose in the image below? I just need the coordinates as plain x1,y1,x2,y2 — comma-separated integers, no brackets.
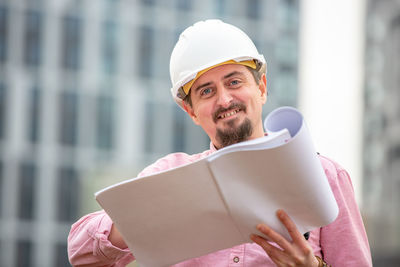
216,86,233,107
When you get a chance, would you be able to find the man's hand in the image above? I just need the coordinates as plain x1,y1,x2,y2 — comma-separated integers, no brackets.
250,209,319,267
109,224,128,249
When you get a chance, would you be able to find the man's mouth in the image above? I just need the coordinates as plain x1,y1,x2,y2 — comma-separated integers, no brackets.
213,103,247,123
218,109,241,120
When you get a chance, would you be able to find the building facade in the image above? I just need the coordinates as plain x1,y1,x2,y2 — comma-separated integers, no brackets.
363,0,400,265
0,0,299,266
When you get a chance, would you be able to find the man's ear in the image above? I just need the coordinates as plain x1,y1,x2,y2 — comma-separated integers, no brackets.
183,102,201,125
259,73,267,104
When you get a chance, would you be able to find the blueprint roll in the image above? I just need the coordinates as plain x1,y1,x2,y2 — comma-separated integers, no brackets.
264,106,304,138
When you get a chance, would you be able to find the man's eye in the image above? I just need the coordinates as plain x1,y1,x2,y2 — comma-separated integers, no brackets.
201,88,213,96
230,80,240,86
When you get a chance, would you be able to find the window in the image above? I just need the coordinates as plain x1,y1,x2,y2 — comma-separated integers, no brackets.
59,91,78,146
138,25,153,78
18,162,36,220
16,240,32,267
278,0,299,31
176,0,192,11
144,99,155,153
102,20,118,74
214,0,225,16
61,15,82,70
57,167,79,222
173,106,185,152
0,161,3,218
96,95,114,150
0,6,7,63
28,87,40,143
24,10,42,66
247,0,260,19
141,0,155,6
389,144,400,161
0,82,6,140
55,243,70,267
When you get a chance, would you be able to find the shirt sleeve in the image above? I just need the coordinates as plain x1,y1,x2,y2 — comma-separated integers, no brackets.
67,210,134,267
66,156,175,266
319,156,372,266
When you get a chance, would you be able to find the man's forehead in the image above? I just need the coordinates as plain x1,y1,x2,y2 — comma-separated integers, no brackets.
191,64,249,88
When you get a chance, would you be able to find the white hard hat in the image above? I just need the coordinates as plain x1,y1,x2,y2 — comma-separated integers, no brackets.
169,19,266,109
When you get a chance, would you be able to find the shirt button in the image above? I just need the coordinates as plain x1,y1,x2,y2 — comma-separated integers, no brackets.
233,256,240,263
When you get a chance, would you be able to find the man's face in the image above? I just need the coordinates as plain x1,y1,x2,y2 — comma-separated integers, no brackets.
184,64,267,149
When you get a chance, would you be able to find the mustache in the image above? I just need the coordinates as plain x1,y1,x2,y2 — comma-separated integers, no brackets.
213,102,246,123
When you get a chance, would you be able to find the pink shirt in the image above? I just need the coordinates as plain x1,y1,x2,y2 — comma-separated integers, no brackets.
68,144,372,266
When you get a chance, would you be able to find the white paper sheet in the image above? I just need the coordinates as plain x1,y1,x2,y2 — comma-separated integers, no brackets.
95,106,339,267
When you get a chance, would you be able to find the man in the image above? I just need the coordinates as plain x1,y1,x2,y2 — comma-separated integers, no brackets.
68,20,372,266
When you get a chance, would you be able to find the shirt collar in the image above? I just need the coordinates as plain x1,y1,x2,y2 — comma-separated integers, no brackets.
209,142,218,152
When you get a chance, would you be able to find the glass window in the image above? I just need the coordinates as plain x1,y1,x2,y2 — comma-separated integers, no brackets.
57,167,79,222
278,0,299,31
102,20,118,74
24,10,42,66
0,5,7,63
144,99,155,153
18,162,36,220
176,0,192,10
16,240,32,267
275,38,297,66
59,91,78,146
0,161,3,218
247,0,260,19
28,87,40,143
173,106,185,152
141,0,155,6
96,95,114,150
0,82,6,140
55,243,70,267
138,25,153,78
274,72,297,106
388,144,400,161
214,0,225,16
61,15,82,70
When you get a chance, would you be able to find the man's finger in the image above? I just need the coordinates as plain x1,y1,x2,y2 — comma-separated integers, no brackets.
276,209,306,244
250,234,291,266
255,223,294,254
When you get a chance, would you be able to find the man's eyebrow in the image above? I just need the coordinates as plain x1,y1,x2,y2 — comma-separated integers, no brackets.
223,71,245,80
193,82,212,93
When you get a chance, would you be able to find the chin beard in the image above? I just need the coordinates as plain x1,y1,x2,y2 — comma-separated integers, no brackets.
215,118,253,148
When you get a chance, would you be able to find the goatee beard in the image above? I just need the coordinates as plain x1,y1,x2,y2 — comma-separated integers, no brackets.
215,118,253,148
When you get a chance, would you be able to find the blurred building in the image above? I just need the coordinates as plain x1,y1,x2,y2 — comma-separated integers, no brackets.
363,0,400,265
0,0,298,266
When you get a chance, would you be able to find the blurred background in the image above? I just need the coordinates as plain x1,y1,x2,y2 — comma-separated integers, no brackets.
0,0,399,266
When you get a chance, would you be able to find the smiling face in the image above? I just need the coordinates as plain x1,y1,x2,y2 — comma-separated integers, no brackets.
183,64,267,149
